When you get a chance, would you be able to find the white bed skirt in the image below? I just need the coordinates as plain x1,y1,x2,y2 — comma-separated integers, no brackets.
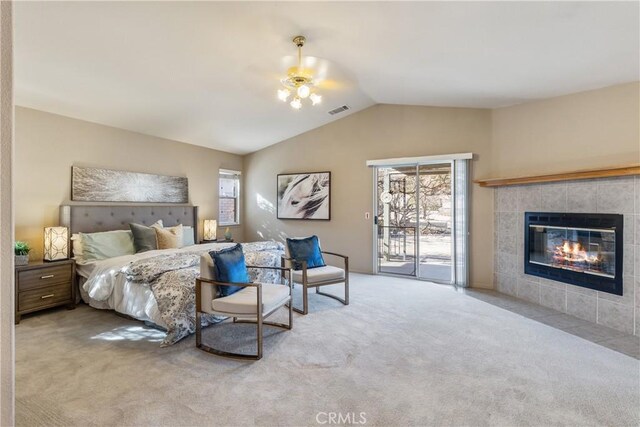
78,275,167,328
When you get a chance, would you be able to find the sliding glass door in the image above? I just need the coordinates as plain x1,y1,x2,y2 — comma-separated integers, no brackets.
376,166,418,276
373,157,468,286
417,163,453,282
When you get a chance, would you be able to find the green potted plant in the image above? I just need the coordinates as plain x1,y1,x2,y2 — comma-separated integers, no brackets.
15,241,31,266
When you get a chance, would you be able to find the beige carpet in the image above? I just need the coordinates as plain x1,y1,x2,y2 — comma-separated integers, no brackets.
16,273,639,426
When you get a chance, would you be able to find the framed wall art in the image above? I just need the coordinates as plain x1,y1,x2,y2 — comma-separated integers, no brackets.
277,171,331,220
72,166,188,203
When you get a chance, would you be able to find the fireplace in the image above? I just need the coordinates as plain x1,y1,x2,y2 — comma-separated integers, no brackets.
524,212,623,295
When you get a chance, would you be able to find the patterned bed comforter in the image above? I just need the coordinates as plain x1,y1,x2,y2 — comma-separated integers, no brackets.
92,241,285,346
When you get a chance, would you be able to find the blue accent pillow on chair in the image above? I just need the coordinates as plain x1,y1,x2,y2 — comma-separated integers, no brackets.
286,236,326,271
209,244,250,297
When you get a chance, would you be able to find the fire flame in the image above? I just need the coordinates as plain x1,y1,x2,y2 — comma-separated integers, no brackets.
553,240,600,265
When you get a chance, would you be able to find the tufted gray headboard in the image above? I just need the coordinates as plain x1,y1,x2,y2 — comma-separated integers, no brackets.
60,205,199,243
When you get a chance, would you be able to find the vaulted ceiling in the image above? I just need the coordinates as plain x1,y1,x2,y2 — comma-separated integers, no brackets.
15,1,639,154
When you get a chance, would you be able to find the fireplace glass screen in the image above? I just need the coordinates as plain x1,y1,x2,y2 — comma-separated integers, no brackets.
528,225,616,278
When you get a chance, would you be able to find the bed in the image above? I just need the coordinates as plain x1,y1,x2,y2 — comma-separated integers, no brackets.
60,205,285,346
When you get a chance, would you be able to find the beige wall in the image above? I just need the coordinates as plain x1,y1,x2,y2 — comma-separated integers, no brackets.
243,104,495,287
15,107,244,259
491,82,640,177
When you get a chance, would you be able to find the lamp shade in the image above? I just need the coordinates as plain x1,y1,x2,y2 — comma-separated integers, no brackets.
44,226,69,261
203,219,217,241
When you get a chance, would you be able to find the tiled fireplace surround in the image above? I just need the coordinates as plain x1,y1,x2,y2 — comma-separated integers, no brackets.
494,176,640,337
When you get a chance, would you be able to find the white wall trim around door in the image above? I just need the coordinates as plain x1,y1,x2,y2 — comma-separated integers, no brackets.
366,152,473,167
0,1,14,425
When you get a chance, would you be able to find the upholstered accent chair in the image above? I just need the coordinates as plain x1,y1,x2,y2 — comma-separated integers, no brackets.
196,254,293,360
283,237,349,315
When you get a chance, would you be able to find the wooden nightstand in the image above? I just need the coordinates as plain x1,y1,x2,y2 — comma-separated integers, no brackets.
200,239,234,244
15,259,76,324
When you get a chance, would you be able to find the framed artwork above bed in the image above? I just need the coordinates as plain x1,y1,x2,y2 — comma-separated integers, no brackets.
277,171,331,220
72,166,188,203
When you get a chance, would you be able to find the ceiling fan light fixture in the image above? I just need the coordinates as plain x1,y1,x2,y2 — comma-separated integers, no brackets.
277,35,322,110
309,93,322,105
277,89,290,102
297,84,310,99
290,97,302,110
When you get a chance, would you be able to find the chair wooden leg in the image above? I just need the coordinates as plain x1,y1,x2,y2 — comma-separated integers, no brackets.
197,342,263,360
256,314,263,360
195,311,202,347
198,316,279,361
315,290,348,305
295,280,351,313
315,281,349,306
290,282,309,315
303,283,308,314
208,312,291,360
195,279,203,347
345,275,349,305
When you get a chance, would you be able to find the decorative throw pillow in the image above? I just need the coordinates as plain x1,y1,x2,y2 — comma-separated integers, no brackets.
129,220,163,253
286,235,326,270
79,230,136,262
182,226,195,247
155,224,184,249
209,244,249,297
71,233,84,260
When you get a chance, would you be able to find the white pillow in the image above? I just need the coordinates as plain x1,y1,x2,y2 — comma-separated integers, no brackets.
150,219,164,229
71,233,84,260
78,230,136,262
182,226,195,247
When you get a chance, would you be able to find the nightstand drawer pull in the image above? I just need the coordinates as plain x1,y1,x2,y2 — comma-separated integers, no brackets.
40,274,55,279
40,294,55,299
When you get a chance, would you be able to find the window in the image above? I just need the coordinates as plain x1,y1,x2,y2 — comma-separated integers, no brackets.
219,169,241,225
